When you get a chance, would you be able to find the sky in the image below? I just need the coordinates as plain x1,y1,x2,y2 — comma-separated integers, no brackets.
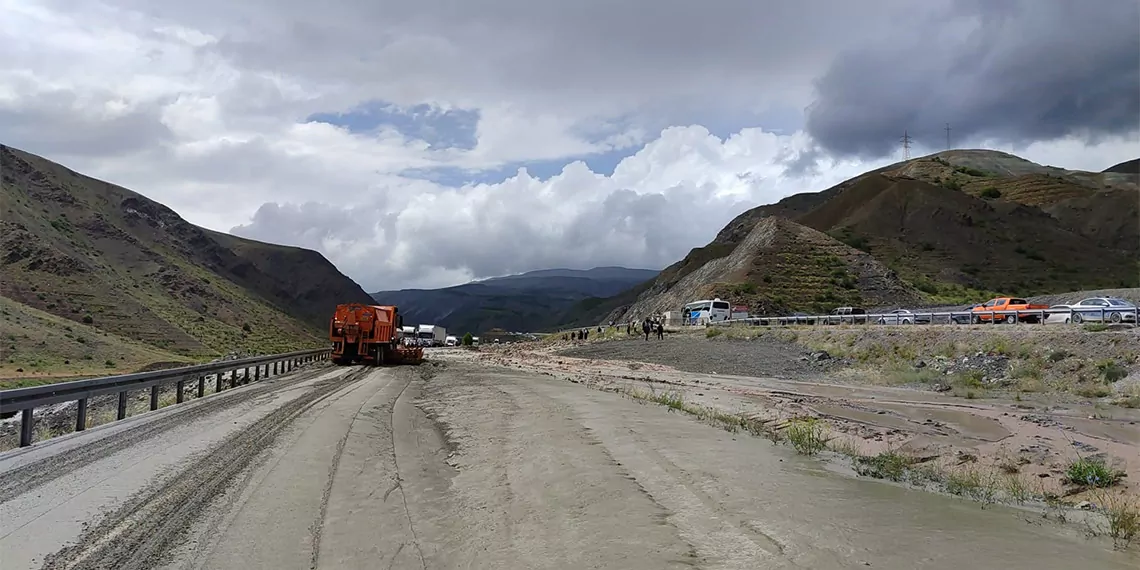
1,0,1138,291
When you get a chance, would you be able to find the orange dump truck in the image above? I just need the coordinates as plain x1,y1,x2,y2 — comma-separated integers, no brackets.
329,303,423,365
970,297,1050,324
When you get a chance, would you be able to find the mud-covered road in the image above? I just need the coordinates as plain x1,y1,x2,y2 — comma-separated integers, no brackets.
1,360,1134,569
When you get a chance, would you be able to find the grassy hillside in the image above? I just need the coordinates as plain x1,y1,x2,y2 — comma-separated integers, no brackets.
0,144,374,380
0,296,191,388
592,150,1139,323
372,267,658,334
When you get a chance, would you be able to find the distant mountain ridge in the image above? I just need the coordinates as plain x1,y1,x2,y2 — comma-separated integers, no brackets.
371,267,658,334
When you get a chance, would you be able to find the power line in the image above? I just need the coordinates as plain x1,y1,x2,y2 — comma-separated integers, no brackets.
944,123,952,150
900,130,912,160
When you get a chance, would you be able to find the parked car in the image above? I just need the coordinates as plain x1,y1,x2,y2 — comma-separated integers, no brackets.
827,306,868,325
1056,297,1138,324
876,309,931,325
951,304,982,324
777,312,812,325
970,297,1050,324
1047,304,1072,323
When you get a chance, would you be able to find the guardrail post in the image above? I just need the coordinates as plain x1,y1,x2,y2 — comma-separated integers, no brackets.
76,398,88,432
215,373,223,393
20,408,34,447
254,365,261,382
150,385,159,411
177,379,185,403
198,375,205,398
117,391,128,420
243,366,250,385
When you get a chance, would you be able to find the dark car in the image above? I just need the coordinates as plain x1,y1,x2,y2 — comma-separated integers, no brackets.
951,304,982,324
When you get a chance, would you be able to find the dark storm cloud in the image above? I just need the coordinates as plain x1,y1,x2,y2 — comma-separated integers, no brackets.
805,0,1140,158
105,0,921,114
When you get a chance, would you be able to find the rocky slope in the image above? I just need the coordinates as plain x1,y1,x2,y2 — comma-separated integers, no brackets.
613,217,922,321
0,144,374,378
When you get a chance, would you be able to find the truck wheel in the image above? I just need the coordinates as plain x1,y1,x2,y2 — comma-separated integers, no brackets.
1109,312,1122,324
1005,314,1017,324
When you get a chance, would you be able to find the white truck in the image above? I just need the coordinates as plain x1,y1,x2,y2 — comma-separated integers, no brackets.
444,335,459,347
416,324,447,347
400,326,417,346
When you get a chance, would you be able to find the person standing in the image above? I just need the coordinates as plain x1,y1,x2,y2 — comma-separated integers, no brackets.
656,320,664,340
642,319,651,341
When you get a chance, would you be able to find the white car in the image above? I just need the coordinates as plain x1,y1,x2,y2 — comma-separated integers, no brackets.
876,309,931,325
1053,297,1137,324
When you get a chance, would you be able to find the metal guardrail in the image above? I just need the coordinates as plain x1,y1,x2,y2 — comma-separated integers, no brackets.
1,348,331,448
709,307,1140,328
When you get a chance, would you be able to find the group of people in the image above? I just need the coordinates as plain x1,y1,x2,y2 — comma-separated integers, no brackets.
563,328,594,341
560,316,665,342
628,317,663,340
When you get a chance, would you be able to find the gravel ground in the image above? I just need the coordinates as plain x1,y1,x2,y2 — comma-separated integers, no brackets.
557,335,843,379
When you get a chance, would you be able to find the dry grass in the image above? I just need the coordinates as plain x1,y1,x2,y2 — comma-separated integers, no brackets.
760,325,1140,401
1088,488,1140,550
784,417,830,455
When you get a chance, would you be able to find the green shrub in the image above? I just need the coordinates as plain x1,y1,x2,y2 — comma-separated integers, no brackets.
786,417,829,455
1066,458,1123,488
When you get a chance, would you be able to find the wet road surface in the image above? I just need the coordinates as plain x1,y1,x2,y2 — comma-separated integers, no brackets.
0,360,1134,569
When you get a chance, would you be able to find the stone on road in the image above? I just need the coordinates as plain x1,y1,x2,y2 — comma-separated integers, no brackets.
0,361,1133,569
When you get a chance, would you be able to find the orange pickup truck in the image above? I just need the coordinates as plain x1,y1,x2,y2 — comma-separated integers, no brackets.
970,297,1050,324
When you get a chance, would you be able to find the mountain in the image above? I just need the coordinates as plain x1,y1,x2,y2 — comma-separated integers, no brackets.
0,144,374,379
596,149,1140,323
371,267,658,334
1104,158,1140,174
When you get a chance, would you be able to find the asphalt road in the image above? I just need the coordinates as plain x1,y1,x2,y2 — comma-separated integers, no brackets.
0,360,1134,569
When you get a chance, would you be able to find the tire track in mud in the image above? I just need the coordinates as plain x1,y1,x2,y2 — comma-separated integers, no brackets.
0,365,335,504
37,367,373,570
386,372,428,570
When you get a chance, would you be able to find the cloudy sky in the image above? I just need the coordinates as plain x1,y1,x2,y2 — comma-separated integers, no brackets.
2,0,1137,291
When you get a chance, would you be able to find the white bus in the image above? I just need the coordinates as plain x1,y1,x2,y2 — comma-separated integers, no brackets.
683,298,732,325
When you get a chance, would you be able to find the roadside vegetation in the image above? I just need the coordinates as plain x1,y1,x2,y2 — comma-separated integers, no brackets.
0,296,196,387
700,323,1139,404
